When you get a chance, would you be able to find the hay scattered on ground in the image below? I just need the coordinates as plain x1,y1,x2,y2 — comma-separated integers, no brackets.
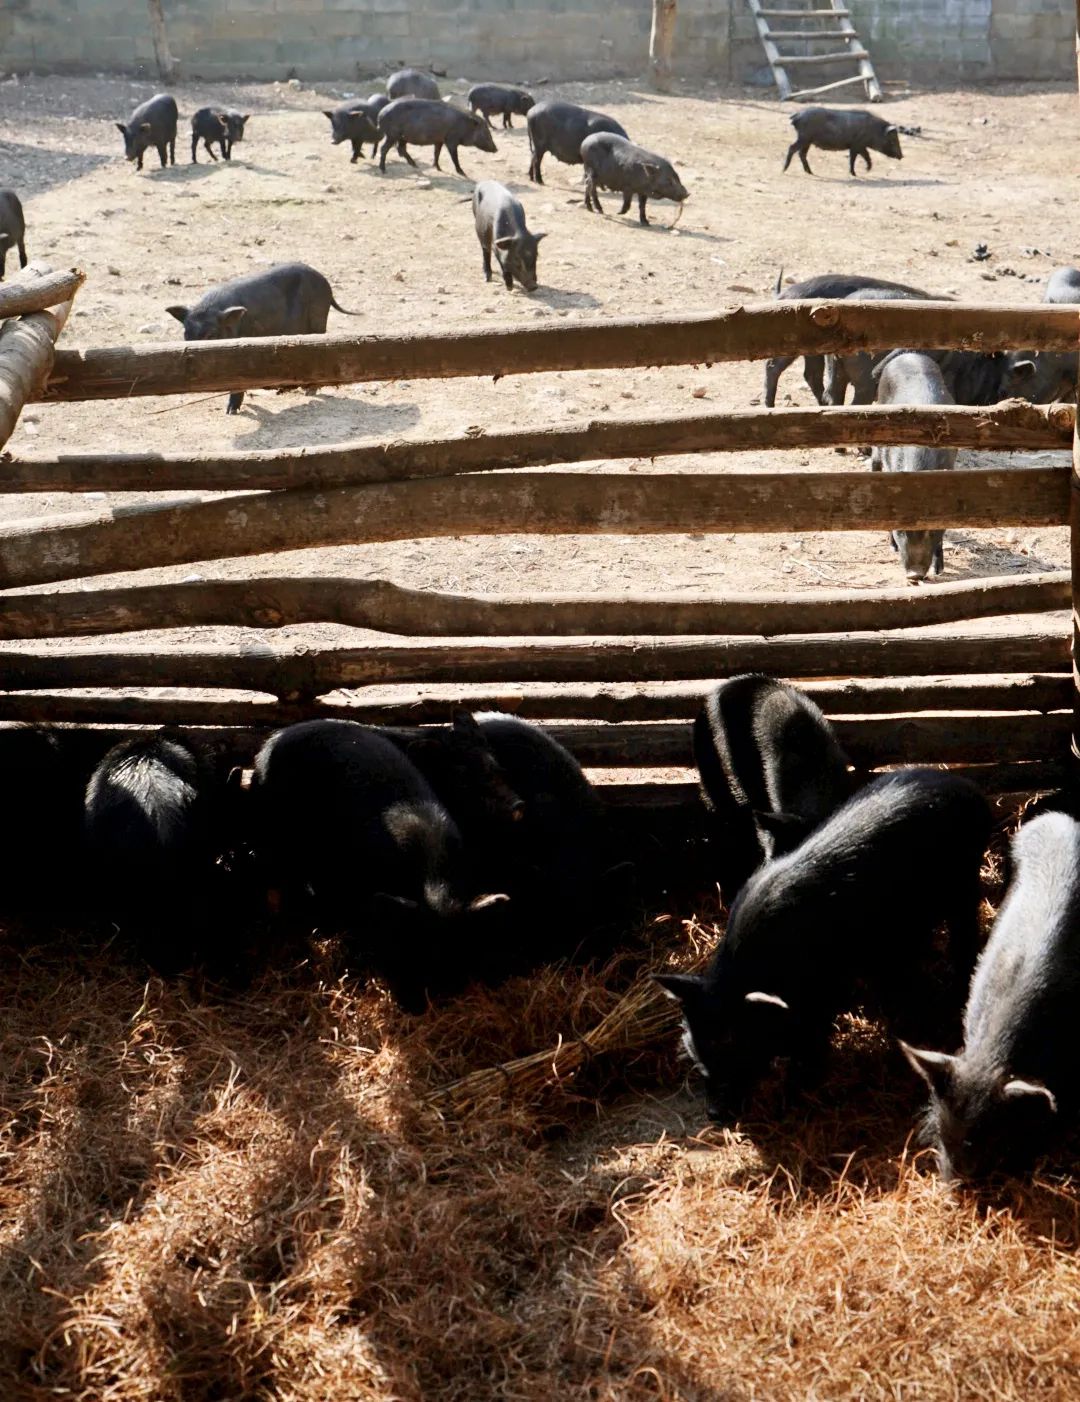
2,815,1078,1400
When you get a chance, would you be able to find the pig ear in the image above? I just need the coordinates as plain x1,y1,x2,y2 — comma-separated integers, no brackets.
899,1041,958,1097
165,305,189,323
885,124,899,134
139,122,152,133
642,162,661,176
116,123,128,135
217,305,247,334
451,709,482,737
323,110,336,121
533,232,548,242
1001,1078,1058,1112
469,892,510,912
494,236,516,250
1009,358,1037,381
744,991,789,1011
753,810,809,853
653,972,706,1006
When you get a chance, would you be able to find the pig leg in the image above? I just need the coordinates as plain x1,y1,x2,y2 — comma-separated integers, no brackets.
350,140,361,163
763,356,794,408
782,139,800,172
191,133,199,163
17,240,26,269
481,236,493,282
169,134,176,165
203,139,218,161
802,355,826,405
583,171,601,213
379,135,394,171
529,146,545,184
399,141,418,168
637,194,649,225
786,141,812,175
861,149,872,171
0,248,6,280
156,142,168,168
822,355,848,406
433,142,444,171
503,113,513,129
226,391,245,415
619,192,632,215
931,536,945,576
447,143,468,177
136,151,144,171
224,137,232,160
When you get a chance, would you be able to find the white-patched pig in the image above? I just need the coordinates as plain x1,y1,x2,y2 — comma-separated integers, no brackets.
870,351,957,583
904,811,1080,1183
473,180,546,291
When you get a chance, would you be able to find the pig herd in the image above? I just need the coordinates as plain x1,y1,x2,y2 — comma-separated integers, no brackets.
8,677,1080,1187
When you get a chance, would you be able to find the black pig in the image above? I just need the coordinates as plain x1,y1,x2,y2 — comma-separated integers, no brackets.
467,83,534,129
903,811,1080,1183
249,720,508,1009
693,675,855,900
656,769,990,1122
116,92,178,171
191,107,229,163
0,189,27,280
377,98,496,176
473,180,545,291
323,96,388,161
386,68,441,101
83,732,223,972
581,132,688,225
526,99,627,184
165,261,361,413
784,106,902,178
1002,266,1080,405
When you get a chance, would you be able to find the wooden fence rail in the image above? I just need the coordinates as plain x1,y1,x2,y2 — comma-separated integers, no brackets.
0,672,1070,728
0,626,1066,694
0,468,1068,590
40,300,1080,401
0,571,1066,641
5,401,1073,494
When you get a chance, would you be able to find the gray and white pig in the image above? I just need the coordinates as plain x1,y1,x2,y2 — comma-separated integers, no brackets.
467,83,534,129
693,674,855,901
656,768,990,1123
165,261,361,414
903,811,1080,1183
386,68,441,101
116,92,178,171
377,98,496,175
526,99,628,184
870,351,956,583
783,106,902,178
0,189,27,281
1002,266,1080,405
473,180,545,291
581,132,688,225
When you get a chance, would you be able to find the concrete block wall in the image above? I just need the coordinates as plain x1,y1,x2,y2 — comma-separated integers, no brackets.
0,0,1074,83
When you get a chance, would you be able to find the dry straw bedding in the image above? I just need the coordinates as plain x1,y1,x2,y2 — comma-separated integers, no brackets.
2,830,1080,1401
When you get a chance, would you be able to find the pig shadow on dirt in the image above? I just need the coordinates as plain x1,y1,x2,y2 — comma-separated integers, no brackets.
529,287,602,310
941,530,1062,578
356,161,478,193
0,140,111,197
234,391,421,448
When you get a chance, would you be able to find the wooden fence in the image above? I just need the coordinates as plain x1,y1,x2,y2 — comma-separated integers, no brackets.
1,261,1078,806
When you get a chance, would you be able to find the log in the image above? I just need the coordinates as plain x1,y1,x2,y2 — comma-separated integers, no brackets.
0,266,85,321
6,400,1072,494
0,627,1065,695
0,279,75,453
0,673,1065,729
0,672,1069,728
41,301,1080,402
0,467,1066,590
649,0,677,89
0,570,1067,642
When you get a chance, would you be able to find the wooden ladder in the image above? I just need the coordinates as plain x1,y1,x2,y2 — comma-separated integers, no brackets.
745,0,883,103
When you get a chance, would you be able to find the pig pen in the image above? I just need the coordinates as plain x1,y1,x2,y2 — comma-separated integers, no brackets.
1,74,1080,1401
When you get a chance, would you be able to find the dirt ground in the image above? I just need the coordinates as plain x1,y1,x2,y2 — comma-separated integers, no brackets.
0,74,1079,1402
1,73,1077,638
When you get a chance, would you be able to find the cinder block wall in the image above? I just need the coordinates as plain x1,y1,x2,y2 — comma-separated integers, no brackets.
0,0,1074,83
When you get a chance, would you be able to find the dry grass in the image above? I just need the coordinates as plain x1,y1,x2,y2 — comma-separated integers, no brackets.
2,811,1079,1401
